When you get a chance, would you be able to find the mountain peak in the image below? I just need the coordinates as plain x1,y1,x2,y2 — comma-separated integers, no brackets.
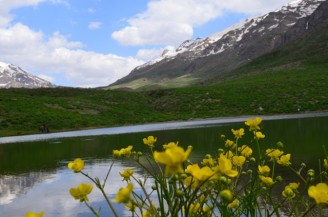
110,0,328,90
0,61,55,88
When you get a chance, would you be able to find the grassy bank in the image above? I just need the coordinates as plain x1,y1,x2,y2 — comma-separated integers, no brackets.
0,62,327,136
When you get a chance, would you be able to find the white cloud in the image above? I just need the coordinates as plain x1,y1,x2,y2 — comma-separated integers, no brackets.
0,23,144,87
112,0,291,46
0,1,144,87
88,21,102,30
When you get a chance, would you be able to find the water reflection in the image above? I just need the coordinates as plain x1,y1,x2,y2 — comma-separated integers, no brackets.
0,158,155,217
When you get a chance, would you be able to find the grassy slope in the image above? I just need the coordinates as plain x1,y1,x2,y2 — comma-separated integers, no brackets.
0,28,327,136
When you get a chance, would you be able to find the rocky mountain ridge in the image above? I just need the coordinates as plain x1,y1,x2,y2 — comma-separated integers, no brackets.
0,61,54,88
111,0,328,89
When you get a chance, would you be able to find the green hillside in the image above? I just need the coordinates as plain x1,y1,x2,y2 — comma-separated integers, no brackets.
0,27,327,136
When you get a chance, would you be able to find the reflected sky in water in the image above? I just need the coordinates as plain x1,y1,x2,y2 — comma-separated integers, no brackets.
0,158,153,217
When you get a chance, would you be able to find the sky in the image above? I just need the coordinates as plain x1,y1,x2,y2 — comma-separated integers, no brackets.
0,0,293,87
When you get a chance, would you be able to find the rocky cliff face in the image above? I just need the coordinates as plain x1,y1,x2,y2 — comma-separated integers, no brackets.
112,0,328,87
0,62,55,88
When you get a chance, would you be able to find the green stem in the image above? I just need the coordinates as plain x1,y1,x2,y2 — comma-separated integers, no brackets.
84,201,100,217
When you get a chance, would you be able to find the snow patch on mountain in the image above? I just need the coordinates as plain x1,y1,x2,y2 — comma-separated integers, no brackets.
0,61,55,88
135,0,325,71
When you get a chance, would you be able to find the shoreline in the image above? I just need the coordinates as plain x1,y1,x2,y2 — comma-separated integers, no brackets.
1,111,328,144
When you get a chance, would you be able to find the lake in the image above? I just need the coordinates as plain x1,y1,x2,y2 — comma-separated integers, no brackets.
0,113,328,217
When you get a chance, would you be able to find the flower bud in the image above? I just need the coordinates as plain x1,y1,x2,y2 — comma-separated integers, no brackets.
221,134,226,139
219,176,228,184
275,176,283,182
307,169,315,177
176,190,185,197
250,157,256,162
219,189,233,202
247,169,253,175
301,163,306,168
218,148,224,154
151,185,157,190
276,141,284,149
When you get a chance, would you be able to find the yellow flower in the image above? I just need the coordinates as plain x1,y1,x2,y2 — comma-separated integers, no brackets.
189,203,201,214
308,183,328,205
258,165,271,176
324,159,328,170
288,182,300,190
238,145,253,157
231,128,245,139
228,199,239,209
255,131,265,139
232,156,246,167
163,141,178,149
143,136,157,148
154,145,192,176
67,158,84,173
201,156,216,167
185,164,215,183
245,117,262,131
225,150,234,159
113,183,134,203
277,154,291,166
282,186,296,200
259,175,274,186
266,149,284,160
120,168,134,181
113,145,133,158
225,139,236,149
24,211,44,217
216,154,238,178
70,183,93,202
203,206,211,213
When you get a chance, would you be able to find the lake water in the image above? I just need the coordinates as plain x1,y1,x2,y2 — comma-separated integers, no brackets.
0,113,328,217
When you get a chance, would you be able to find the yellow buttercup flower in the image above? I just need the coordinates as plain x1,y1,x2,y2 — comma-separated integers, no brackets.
189,202,201,214
225,139,236,149
154,145,192,176
259,175,274,186
277,154,291,166
228,199,239,209
258,165,271,176
245,117,262,131
216,154,238,178
238,145,253,157
231,128,245,139
255,131,265,139
113,183,134,203
288,182,300,190
232,156,246,167
308,183,328,205
185,164,215,184
163,141,178,149
282,186,296,200
67,158,84,173
143,136,157,148
266,149,284,160
120,168,134,181
113,145,133,158
201,156,216,167
24,211,44,217
324,159,328,170
70,183,93,202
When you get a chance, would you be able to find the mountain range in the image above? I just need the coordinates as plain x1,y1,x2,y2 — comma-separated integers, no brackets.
0,61,54,88
109,0,328,90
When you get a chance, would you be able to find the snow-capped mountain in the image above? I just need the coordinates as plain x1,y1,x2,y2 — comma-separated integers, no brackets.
111,0,328,88
0,62,55,88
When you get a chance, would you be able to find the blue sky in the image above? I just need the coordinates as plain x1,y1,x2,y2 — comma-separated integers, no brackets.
0,0,292,87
